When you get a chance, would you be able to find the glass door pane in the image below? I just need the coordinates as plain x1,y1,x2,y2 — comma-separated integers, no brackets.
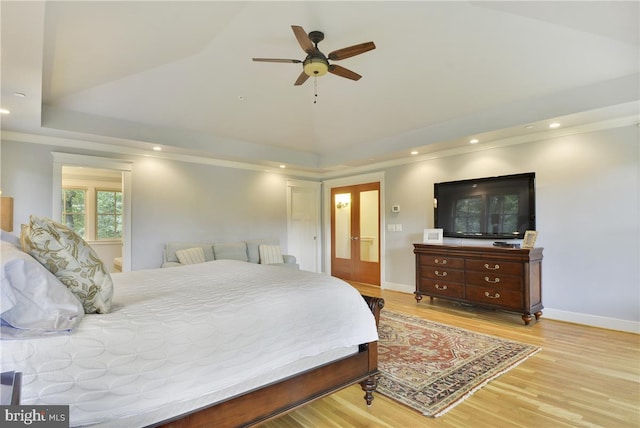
334,193,351,260
359,190,379,262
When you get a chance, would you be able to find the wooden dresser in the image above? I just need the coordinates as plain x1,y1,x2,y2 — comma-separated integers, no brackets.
413,243,543,325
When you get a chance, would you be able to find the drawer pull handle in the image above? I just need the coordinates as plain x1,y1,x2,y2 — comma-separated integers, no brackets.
434,258,447,265
434,271,448,277
485,291,501,299
484,276,500,284
435,284,448,291
484,263,500,270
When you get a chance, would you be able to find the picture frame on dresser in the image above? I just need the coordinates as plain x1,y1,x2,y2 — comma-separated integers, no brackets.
423,228,443,244
522,230,538,248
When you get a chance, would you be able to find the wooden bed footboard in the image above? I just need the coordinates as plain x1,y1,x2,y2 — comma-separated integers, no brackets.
157,295,384,428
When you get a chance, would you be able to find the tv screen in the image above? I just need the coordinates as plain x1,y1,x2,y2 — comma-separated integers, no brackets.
434,173,535,240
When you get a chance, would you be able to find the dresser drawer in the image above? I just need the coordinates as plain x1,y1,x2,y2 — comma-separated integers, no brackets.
466,271,522,290
466,286,522,310
419,254,464,269
466,259,522,276
418,279,464,299
420,266,465,283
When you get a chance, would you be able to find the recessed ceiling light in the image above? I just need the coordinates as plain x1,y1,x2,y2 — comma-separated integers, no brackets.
152,146,162,151
13,92,26,98
279,165,286,169
0,108,10,115
411,151,418,155
469,138,479,144
549,122,561,129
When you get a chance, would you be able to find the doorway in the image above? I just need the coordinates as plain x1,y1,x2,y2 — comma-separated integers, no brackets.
52,153,132,271
331,182,380,285
61,166,123,273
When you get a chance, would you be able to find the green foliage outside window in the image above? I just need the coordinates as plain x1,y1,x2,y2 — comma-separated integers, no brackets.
97,190,123,239
61,188,86,237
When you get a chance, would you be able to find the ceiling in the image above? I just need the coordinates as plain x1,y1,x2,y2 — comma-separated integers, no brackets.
1,1,639,176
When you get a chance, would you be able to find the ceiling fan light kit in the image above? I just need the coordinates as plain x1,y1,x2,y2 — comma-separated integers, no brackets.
253,25,375,86
303,57,329,77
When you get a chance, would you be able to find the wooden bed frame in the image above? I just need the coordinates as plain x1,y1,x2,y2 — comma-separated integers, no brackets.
156,295,385,428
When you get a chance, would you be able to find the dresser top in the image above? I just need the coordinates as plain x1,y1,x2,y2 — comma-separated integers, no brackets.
413,243,543,261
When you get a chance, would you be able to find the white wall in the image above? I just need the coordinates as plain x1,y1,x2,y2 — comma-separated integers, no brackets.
383,125,639,330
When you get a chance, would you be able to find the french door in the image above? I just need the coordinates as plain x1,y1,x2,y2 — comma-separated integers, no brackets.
331,182,380,285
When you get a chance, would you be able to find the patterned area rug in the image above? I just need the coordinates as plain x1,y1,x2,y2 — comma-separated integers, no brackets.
377,310,540,417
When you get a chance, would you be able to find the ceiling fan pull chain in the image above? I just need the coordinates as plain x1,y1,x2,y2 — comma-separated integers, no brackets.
314,77,319,104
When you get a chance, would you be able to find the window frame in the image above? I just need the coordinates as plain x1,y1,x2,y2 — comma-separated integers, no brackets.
95,188,123,241
61,187,88,238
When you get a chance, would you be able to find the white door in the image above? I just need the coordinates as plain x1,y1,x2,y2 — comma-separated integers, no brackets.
287,180,321,272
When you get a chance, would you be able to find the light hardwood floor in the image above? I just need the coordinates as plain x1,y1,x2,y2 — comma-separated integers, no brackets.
262,283,640,428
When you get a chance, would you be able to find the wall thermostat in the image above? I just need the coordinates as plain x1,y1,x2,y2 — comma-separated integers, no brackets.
391,205,400,213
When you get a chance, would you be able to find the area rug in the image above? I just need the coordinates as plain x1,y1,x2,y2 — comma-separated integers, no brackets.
377,310,540,417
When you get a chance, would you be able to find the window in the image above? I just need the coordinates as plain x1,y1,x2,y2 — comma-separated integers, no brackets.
61,188,86,237
61,187,122,241
96,190,123,239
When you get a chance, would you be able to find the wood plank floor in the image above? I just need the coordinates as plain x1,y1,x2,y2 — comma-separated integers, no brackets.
262,283,640,428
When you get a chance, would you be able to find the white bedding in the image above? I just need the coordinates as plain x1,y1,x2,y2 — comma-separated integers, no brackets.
1,260,379,427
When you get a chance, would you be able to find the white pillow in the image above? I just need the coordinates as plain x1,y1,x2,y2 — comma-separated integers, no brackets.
0,230,20,247
258,244,284,265
176,247,206,265
1,241,84,338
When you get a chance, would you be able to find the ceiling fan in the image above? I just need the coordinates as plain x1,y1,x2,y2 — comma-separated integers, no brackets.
253,25,376,86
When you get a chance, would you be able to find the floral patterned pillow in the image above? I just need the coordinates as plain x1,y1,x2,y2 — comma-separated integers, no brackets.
20,215,113,314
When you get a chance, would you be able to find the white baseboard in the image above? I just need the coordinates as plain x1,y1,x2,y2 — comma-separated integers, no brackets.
382,282,414,294
542,308,640,334
381,282,640,334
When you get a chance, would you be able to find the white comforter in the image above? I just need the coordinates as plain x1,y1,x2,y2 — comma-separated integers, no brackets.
1,260,378,427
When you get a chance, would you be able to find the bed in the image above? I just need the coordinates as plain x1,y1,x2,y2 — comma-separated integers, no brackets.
2,237,383,427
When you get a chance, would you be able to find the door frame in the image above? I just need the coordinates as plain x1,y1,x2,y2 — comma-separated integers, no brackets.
52,152,133,272
323,171,385,282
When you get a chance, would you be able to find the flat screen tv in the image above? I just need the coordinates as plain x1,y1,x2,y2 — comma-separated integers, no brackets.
434,172,535,240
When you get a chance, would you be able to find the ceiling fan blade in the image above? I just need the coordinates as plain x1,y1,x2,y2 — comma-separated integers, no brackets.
292,25,315,54
328,42,376,61
252,58,302,63
294,71,310,86
328,64,362,81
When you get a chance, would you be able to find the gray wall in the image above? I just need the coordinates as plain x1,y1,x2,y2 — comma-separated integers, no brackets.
130,157,289,269
2,124,639,327
0,142,290,270
0,140,54,226
383,125,639,324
